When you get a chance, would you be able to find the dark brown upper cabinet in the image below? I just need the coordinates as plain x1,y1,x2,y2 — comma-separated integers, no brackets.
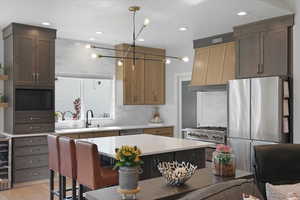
234,15,293,79
3,23,56,88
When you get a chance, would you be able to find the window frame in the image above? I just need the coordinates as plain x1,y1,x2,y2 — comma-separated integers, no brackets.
55,73,116,121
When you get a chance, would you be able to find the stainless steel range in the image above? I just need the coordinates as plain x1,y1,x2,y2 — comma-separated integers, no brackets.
182,127,227,162
183,127,226,144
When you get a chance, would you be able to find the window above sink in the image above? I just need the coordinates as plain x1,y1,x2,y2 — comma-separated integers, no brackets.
55,74,115,122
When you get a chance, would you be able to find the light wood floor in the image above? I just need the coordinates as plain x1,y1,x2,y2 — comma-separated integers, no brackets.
0,181,51,200
0,179,73,200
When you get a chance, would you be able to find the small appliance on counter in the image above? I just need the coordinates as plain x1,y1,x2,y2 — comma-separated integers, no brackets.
149,107,163,124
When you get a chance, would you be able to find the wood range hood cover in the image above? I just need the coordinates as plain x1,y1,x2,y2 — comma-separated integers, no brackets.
190,33,235,92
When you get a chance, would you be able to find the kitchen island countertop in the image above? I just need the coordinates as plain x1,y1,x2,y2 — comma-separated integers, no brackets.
80,134,214,158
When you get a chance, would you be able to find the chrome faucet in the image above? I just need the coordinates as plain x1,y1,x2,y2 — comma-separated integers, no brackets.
86,110,94,128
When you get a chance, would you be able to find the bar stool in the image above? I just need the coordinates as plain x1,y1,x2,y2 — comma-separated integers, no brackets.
47,135,63,200
76,141,118,200
58,136,77,200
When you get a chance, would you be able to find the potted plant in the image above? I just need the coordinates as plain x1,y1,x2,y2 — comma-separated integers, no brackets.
115,145,143,193
212,144,236,177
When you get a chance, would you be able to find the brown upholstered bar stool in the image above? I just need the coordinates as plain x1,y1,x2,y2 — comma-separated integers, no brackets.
47,135,63,200
76,141,118,200
58,136,77,200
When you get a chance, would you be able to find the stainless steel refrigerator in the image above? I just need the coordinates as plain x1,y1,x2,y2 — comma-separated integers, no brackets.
228,77,290,172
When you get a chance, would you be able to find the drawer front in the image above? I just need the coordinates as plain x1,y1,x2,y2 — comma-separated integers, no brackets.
14,167,49,183
79,131,119,139
14,136,47,147
14,154,48,170
15,123,54,134
14,145,48,156
143,127,173,137
15,111,54,124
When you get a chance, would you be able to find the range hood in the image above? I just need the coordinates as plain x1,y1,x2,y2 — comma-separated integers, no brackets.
190,33,235,92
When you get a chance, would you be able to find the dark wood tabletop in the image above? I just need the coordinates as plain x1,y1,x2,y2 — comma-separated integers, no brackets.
85,168,253,200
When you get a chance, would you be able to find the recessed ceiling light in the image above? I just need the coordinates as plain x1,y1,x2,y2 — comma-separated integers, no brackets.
237,11,247,16
89,38,95,41
42,22,51,26
182,56,189,62
138,38,145,42
91,53,98,59
179,27,188,31
96,31,103,34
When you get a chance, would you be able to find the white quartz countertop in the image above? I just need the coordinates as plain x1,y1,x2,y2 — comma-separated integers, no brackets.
79,134,214,158
54,124,173,135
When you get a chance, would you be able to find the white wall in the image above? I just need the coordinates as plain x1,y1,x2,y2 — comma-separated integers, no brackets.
160,44,194,137
293,1,300,143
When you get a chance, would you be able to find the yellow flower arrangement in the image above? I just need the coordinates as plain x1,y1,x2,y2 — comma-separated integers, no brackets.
114,145,143,169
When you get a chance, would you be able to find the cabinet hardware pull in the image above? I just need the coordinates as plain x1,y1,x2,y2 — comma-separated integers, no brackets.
260,63,264,74
257,64,260,74
36,73,40,81
30,117,41,120
32,73,36,81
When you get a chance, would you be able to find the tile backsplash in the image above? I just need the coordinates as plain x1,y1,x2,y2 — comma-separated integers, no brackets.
197,91,227,127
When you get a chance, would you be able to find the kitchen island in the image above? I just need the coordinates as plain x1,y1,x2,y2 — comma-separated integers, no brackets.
80,134,213,180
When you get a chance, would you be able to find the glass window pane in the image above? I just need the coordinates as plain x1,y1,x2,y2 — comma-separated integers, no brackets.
55,77,81,120
82,79,113,118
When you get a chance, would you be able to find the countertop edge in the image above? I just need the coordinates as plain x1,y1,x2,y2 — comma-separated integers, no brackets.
0,124,175,138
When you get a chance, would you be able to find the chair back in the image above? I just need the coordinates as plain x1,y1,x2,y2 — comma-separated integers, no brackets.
47,135,60,172
76,141,102,190
254,144,300,198
58,136,77,179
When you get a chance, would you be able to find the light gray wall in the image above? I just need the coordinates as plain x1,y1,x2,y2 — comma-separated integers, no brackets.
293,1,300,143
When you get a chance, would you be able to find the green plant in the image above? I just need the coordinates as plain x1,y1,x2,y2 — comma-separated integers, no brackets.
114,145,143,169
214,152,232,165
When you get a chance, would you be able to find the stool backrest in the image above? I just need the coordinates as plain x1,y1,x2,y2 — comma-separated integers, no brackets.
58,136,77,179
76,141,102,190
47,135,60,172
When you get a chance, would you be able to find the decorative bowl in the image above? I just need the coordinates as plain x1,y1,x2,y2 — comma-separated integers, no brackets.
157,161,197,186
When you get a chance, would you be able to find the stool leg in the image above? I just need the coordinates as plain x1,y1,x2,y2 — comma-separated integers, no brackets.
72,179,77,200
59,175,64,200
49,170,54,200
62,176,66,199
79,184,84,200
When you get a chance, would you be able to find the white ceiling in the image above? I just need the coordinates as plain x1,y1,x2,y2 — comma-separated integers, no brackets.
0,0,293,49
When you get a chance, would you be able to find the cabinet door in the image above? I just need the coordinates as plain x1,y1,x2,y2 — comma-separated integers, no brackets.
261,29,288,76
36,38,55,88
206,44,226,85
14,35,36,86
236,33,260,78
221,42,235,84
144,53,165,104
190,47,209,86
123,53,145,105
